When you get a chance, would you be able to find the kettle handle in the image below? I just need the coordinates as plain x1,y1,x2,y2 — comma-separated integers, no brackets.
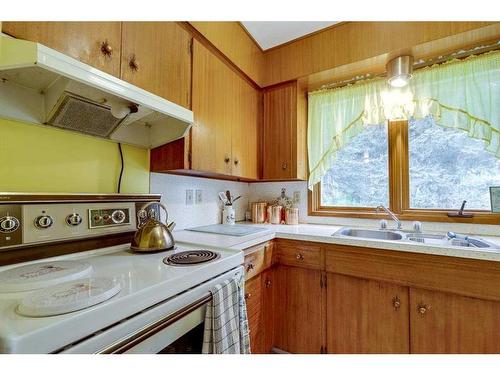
138,201,168,225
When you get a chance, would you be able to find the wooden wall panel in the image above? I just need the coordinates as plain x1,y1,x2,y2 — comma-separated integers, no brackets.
189,22,265,87
264,21,498,86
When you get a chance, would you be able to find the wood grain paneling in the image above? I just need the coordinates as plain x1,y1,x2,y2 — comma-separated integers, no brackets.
261,268,275,353
273,265,325,353
2,22,122,77
121,22,192,108
327,273,410,353
410,288,500,353
189,22,265,87
264,22,498,86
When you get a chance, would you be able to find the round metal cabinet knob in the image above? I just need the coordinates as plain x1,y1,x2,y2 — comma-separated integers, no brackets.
417,303,428,315
245,263,254,272
265,279,272,288
245,293,251,300
111,210,126,224
296,253,304,261
0,216,20,233
66,213,82,227
282,162,288,170
100,41,113,57
392,297,401,310
34,215,54,229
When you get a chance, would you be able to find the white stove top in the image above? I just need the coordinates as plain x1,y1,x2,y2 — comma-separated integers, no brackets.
0,243,243,353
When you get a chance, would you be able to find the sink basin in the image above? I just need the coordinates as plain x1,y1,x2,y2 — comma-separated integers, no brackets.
336,228,403,241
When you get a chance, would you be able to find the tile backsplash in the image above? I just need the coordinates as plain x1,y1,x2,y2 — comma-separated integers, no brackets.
150,173,250,230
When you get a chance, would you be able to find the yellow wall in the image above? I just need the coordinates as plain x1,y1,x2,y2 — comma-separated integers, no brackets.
0,118,150,193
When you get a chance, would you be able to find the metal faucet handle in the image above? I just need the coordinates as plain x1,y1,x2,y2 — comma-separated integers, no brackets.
413,221,422,233
379,219,388,230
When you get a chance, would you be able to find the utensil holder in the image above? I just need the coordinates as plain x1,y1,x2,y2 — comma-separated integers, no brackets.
223,206,235,225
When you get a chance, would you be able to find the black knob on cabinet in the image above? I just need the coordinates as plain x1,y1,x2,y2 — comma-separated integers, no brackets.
34,215,54,229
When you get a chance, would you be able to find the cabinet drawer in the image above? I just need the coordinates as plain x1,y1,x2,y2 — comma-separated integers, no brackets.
276,243,322,269
244,242,273,280
245,274,262,318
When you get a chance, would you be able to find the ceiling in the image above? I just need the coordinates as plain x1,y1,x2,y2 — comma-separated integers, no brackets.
241,21,339,51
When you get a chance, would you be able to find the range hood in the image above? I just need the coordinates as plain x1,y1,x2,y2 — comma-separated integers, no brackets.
0,35,193,149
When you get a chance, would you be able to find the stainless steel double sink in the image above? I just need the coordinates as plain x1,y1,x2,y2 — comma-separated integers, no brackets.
334,227,497,249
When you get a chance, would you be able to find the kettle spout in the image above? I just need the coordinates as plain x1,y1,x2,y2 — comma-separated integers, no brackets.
167,222,176,231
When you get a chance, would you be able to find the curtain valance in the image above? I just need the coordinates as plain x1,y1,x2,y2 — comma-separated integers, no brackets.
307,51,500,189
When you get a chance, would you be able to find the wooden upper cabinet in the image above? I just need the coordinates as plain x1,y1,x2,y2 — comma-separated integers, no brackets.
121,22,192,108
2,22,122,77
273,265,325,353
191,40,233,175
189,39,259,179
410,288,500,353
327,273,410,354
262,80,307,180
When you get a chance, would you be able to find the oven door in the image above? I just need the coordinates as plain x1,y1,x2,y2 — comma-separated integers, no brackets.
59,266,243,354
101,294,210,354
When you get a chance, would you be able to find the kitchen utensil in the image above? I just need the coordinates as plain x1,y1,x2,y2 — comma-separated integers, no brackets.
131,202,175,252
270,205,283,225
232,195,242,203
218,192,229,205
285,208,299,225
251,202,267,223
225,190,232,205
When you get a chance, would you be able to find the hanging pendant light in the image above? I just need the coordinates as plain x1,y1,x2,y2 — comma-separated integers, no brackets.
387,55,414,87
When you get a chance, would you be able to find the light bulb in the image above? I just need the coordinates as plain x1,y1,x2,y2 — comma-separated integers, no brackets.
388,75,410,88
110,101,131,119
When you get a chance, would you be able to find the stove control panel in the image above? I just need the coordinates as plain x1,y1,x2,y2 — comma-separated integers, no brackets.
89,208,130,228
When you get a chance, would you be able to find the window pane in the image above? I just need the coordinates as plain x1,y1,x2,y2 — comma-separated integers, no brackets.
409,116,500,210
320,123,389,207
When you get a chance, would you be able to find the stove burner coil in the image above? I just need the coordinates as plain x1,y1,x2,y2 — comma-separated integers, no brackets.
163,250,220,266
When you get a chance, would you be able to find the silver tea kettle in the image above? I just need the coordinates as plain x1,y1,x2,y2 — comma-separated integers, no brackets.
130,202,176,252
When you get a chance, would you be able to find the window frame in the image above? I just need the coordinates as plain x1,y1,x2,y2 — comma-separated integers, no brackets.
309,120,500,224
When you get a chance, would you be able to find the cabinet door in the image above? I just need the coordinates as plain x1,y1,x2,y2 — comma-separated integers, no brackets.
273,265,325,353
327,273,409,353
2,22,121,77
261,268,275,353
191,40,233,175
410,288,500,353
230,80,260,180
263,82,296,180
121,22,192,108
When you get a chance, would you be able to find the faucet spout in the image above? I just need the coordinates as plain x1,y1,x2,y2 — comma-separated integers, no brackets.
376,205,402,230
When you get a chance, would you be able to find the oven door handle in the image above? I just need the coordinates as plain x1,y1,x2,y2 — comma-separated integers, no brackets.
97,293,212,354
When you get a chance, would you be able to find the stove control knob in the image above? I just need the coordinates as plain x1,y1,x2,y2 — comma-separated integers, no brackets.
66,213,82,226
0,216,20,233
111,210,126,224
35,215,54,229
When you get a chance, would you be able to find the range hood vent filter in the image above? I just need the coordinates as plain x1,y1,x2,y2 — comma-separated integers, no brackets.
47,94,124,138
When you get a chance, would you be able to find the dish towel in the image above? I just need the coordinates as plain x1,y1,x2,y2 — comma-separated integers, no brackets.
202,274,251,354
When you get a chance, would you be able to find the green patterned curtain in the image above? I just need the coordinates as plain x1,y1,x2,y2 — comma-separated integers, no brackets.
307,51,500,189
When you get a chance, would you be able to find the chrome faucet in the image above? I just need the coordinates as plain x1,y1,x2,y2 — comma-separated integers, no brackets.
376,205,402,230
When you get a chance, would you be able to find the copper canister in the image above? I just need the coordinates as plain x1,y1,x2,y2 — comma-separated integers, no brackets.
285,208,299,225
270,205,282,224
251,202,267,223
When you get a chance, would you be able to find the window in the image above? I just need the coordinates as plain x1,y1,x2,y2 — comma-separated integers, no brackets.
408,116,500,210
311,118,500,223
320,123,389,207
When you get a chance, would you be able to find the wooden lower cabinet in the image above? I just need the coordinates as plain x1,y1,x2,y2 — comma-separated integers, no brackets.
410,288,500,353
273,265,325,353
326,273,410,353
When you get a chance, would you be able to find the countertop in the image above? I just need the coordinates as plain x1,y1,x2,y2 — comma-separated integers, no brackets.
175,222,500,262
